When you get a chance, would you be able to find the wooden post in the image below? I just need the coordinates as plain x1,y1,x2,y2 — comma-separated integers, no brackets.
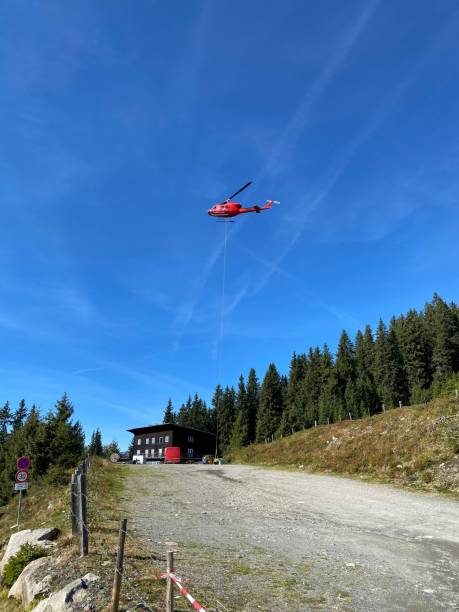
111,518,127,612
77,473,89,556
166,549,174,612
71,474,78,535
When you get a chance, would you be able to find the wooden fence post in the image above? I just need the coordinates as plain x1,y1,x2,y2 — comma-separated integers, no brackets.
77,472,89,556
111,518,127,612
71,474,78,536
166,549,174,612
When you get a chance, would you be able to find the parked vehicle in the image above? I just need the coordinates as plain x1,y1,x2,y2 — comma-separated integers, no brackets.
164,446,181,464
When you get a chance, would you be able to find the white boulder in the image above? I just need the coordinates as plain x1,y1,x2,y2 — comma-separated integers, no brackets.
0,528,58,579
8,556,52,605
33,573,100,611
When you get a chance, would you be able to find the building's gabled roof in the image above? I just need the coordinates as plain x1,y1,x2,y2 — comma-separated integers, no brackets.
127,423,216,437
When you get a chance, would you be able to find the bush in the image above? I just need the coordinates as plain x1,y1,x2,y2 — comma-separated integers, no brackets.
2,543,48,588
44,464,69,486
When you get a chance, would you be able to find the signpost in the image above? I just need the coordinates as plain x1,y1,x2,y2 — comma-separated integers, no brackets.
12,457,31,531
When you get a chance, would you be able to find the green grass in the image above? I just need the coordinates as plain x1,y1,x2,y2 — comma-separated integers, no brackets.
228,397,459,496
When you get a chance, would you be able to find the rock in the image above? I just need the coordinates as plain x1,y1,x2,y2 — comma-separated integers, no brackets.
8,556,52,605
0,528,59,579
33,573,100,611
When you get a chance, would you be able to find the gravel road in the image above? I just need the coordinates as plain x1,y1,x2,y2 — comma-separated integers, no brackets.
122,464,459,611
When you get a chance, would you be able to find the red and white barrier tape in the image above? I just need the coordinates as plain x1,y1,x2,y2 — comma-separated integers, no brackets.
161,572,207,612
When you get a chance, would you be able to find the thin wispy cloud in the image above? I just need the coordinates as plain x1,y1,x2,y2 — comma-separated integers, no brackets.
260,0,380,178
173,1,379,337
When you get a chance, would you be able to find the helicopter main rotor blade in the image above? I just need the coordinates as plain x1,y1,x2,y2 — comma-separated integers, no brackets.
225,181,252,202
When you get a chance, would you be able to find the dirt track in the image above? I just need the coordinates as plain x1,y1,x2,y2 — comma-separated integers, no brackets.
122,464,459,611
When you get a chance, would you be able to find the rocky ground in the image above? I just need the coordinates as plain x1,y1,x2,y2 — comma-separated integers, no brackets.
121,464,459,612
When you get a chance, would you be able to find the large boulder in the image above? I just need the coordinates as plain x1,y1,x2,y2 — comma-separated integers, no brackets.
33,573,100,611
0,528,59,579
8,556,52,605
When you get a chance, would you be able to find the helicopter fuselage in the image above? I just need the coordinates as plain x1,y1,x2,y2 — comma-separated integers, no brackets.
208,200,276,218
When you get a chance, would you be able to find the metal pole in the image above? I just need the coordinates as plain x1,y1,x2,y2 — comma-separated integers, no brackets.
111,518,127,612
166,549,174,612
16,490,22,532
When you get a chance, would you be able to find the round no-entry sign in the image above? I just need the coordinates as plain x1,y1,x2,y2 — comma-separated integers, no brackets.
17,456,31,470
15,470,29,483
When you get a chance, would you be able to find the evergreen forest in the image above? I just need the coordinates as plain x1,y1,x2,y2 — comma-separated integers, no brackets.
161,294,459,454
0,393,85,505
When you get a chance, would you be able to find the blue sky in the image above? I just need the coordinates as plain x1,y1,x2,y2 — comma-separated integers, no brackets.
1,1,458,449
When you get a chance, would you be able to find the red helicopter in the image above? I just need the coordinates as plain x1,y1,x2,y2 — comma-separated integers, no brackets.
208,181,279,220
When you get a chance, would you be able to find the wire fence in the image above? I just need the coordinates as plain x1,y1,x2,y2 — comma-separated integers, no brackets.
68,457,216,612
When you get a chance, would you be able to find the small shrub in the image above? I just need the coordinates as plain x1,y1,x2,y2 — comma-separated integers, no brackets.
2,543,49,588
44,464,69,486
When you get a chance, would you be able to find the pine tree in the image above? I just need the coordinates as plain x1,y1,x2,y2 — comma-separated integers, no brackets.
163,399,175,424
318,345,342,423
12,399,27,431
176,396,192,426
188,394,209,430
45,393,84,468
21,405,48,476
218,387,236,452
230,375,250,448
373,320,408,409
256,363,283,441
355,326,378,416
88,428,103,456
103,440,121,458
424,294,459,385
301,347,323,427
128,436,135,459
0,401,11,445
398,309,432,401
335,331,356,417
282,353,307,434
245,369,259,442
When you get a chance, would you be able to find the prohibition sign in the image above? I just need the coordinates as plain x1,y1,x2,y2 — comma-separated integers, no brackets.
15,471,29,483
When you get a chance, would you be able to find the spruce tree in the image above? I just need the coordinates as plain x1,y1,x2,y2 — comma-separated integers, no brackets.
12,399,27,431
398,309,432,401
188,394,209,430
355,326,378,416
88,428,103,456
373,320,408,409
424,294,459,385
45,393,84,468
301,347,323,427
335,331,357,417
256,363,283,441
283,353,307,434
230,375,250,448
245,369,259,442
218,386,236,452
0,401,11,445
176,396,192,426
163,399,176,424
318,345,342,423
103,440,121,458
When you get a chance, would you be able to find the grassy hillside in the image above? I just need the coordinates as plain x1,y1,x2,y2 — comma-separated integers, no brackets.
229,397,459,496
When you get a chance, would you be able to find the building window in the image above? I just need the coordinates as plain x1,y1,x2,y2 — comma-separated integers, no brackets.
187,448,194,458
158,448,163,457
152,437,156,444
137,439,141,445
136,449,141,455
159,436,163,444
165,435,169,443
145,449,149,456
146,438,149,445
188,435,194,443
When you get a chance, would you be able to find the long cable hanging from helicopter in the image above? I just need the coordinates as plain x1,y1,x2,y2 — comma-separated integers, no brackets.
208,181,280,456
